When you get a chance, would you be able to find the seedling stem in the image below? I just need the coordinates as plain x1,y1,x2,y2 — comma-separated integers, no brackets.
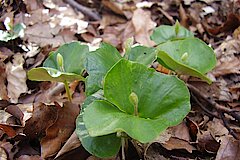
64,80,72,102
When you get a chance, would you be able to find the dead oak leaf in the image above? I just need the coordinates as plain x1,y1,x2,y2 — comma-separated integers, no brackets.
23,103,58,139
40,102,79,158
132,8,156,47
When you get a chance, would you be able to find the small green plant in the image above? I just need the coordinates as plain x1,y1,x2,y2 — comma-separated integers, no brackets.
77,59,190,158
151,21,216,84
0,17,25,42
28,42,89,101
28,22,216,159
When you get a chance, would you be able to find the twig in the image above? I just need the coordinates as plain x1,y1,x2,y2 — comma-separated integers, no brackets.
64,0,101,21
220,112,239,140
47,83,65,98
187,84,240,122
158,8,175,24
191,93,219,118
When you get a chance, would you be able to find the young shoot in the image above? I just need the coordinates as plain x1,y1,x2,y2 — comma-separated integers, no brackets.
181,52,189,62
56,53,72,102
57,53,64,72
129,92,139,117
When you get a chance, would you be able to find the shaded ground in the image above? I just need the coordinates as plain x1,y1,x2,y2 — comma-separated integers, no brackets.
0,0,240,159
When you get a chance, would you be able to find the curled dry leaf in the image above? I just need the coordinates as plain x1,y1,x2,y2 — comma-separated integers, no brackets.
6,54,28,103
132,8,156,47
6,104,33,126
41,102,79,158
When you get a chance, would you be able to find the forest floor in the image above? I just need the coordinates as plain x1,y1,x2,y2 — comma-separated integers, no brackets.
0,0,240,159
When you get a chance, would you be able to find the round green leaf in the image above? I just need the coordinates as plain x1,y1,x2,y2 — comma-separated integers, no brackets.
27,67,84,82
127,46,156,66
43,42,89,74
76,92,121,158
83,59,190,143
157,38,216,83
76,111,121,158
150,23,194,45
104,59,190,118
85,43,121,95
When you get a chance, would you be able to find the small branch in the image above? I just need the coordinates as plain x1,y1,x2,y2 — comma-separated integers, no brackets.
191,93,219,118
47,83,65,98
64,0,101,21
220,112,239,140
187,84,240,122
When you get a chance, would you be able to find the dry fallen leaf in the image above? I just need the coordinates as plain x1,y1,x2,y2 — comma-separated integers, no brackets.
207,118,229,142
0,141,17,160
161,137,196,153
0,62,8,100
16,155,43,160
6,54,28,103
132,8,156,47
102,0,125,16
169,122,191,141
55,131,81,159
0,124,17,137
197,131,220,153
0,147,7,160
41,102,79,158
212,39,240,77
24,103,58,139
216,136,240,160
